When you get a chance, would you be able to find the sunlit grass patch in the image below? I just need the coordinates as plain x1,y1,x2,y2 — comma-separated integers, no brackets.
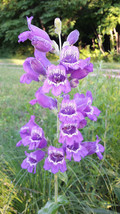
0,58,25,65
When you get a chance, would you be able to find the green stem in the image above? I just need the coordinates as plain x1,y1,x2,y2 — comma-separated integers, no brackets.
57,110,60,140
54,97,60,213
56,97,60,140
54,174,58,203
58,33,62,52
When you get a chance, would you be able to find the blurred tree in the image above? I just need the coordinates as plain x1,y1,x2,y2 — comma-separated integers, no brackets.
0,0,120,56
0,0,44,55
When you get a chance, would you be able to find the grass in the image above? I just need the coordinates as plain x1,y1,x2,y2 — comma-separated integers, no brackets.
0,58,120,69
0,59,120,213
93,61,120,70
0,58,25,65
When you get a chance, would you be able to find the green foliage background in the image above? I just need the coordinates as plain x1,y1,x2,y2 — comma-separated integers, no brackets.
0,0,120,58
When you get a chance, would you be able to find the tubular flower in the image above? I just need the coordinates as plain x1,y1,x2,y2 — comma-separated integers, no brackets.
74,91,101,121
70,57,93,80
42,64,71,96
78,119,87,129
59,122,83,145
81,135,104,160
18,16,52,52
60,46,93,80
30,87,57,110
60,46,80,72
43,146,67,174
20,50,51,84
21,150,45,174
16,116,47,150
66,141,88,162
20,57,46,84
75,91,101,121
34,49,51,73
58,94,84,123
73,93,88,128
83,91,101,121
74,92,88,112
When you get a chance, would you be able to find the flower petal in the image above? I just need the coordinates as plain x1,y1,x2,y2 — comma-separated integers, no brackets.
16,140,22,147
67,30,80,45
18,31,32,43
71,63,93,80
32,36,52,52
34,49,51,68
42,79,52,94
27,16,51,41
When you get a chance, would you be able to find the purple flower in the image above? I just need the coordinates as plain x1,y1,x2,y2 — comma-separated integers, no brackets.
34,49,51,68
19,115,36,139
21,150,45,173
74,91,101,121
30,87,57,110
66,141,88,162
82,135,104,160
70,57,93,80
16,116,47,150
20,50,51,84
74,93,88,112
69,78,79,88
18,16,52,52
78,119,87,129
59,122,83,145
60,46,93,81
20,57,47,84
60,46,80,72
43,146,67,174
58,94,84,123
42,64,71,96
84,91,101,121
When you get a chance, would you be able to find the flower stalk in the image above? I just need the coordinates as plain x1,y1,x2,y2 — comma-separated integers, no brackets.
54,174,58,203
55,96,60,207
59,33,62,52
57,97,60,139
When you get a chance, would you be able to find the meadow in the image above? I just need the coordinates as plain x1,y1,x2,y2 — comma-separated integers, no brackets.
0,59,120,214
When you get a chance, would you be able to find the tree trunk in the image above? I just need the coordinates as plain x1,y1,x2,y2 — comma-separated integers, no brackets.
118,33,120,53
98,34,104,54
114,28,118,53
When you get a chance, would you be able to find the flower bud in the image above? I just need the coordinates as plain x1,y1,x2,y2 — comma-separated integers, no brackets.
70,78,79,88
54,18,62,35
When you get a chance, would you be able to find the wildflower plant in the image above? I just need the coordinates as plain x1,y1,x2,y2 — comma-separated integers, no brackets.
17,17,104,213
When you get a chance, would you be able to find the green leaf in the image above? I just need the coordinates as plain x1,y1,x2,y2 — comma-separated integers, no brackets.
58,171,68,185
89,208,118,214
38,201,59,214
57,195,69,205
114,186,120,202
38,195,69,214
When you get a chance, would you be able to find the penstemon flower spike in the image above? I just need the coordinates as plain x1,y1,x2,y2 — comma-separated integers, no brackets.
17,16,104,213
